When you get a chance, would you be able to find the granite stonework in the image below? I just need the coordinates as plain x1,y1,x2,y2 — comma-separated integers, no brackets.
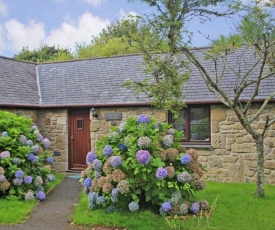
202,104,275,184
1,104,275,184
37,109,69,172
90,107,167,150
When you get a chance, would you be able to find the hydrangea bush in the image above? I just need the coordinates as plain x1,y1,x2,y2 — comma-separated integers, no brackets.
80,114,208,216
0,111,55,200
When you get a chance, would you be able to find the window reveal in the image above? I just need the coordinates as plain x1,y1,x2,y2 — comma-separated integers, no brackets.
171,106,210,143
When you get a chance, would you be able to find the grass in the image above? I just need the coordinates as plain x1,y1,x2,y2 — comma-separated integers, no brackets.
71,182,275,230
0,172,65,225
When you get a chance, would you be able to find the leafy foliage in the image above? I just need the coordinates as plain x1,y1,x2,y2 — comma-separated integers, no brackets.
80,115,207,216
13,44,73,63
75,17,167,59
0,111,55,200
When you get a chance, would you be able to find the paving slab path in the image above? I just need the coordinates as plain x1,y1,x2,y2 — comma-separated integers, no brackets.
0,174,84,230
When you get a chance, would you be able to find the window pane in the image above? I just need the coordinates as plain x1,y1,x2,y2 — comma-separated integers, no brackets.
77,119,84,130
173,110,186,138
190,107,209,141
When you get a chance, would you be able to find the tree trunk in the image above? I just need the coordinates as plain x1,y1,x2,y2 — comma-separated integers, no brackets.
256,136,265,197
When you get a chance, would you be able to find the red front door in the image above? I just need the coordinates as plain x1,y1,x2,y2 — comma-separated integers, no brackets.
69,110,90,170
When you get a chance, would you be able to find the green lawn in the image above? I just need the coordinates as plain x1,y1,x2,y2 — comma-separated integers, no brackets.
71,182,275,230
0,172,65,225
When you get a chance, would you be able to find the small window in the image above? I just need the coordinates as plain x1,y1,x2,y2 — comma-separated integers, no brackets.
77,118,84,131
171,106,210,144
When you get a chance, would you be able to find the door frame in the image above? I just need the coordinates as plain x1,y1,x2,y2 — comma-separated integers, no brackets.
68,109,91,170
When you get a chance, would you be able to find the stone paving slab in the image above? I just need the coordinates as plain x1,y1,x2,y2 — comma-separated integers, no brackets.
0,174,82,230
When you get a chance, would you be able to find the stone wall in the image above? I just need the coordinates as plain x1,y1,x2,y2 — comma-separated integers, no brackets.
0,108,39,124
2,105,275,184
38,109,68,172
199,104,275,184
90,107,166,150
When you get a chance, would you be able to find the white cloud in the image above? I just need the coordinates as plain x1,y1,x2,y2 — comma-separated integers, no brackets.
44,12,109,48
119,9,138,19
0,12,109,56
82,0,103,7
0,1,8,17
2,19,45,52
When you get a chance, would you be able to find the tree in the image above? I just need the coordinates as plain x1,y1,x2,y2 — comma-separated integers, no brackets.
75,17,167,59
128,0,275,197
13,44,74,62
125,0,233,113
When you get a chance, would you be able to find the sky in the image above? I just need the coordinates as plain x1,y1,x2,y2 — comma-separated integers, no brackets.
0,0,249,58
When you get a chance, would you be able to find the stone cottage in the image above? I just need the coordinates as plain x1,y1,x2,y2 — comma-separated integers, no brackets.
1,46,275,184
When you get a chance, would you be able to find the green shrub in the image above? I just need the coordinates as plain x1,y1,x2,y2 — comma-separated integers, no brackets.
0,111,55,200
80,114,208,216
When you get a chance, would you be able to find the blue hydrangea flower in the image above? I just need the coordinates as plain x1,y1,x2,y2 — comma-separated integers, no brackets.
34,176,43,186
137,114,150,124
13,178,23,186
48,174,55,182
111,188,119,203
96,196,105,205
31,144,40,153
26,140,33,146
161,202,172,212
118,143,127,151
12,158,21,165
86,151,97,164
42,138,50,149
137,137,151,148
32,125,38,131
106,205,116,213
167,128,175,135
84,178,92,188
190,202,200,214
32,156,40,164
24,176,33,184
88,202,97,210
163,135,173,147
0,151,10,159
128,201,139,212
1,131,8,137
46,157,54,164
153,122,160,130
25,191,35,201
94,170,102,179
118,122,126,132
156,167,168,179
28,153,35,161
109,156,122,167
0,175,6,182
92,159,103,171
103,145,113,157
36,185,44,192
136,150,151,164
177,172,192,183
180,154,191,165
36,191,46,200
19,135,27,145
117,180,129,194
179,203,189,215
37,134,43,142
15,170,24,179
88,192,99,203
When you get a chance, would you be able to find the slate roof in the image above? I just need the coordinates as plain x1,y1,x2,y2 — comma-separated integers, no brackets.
37,55,149,106
1,46,274,107
0,56,39,106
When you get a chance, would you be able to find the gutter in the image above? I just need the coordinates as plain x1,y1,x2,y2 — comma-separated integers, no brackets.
1,99,274,109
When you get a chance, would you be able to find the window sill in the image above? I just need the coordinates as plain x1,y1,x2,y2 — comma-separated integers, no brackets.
182,144,212,149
